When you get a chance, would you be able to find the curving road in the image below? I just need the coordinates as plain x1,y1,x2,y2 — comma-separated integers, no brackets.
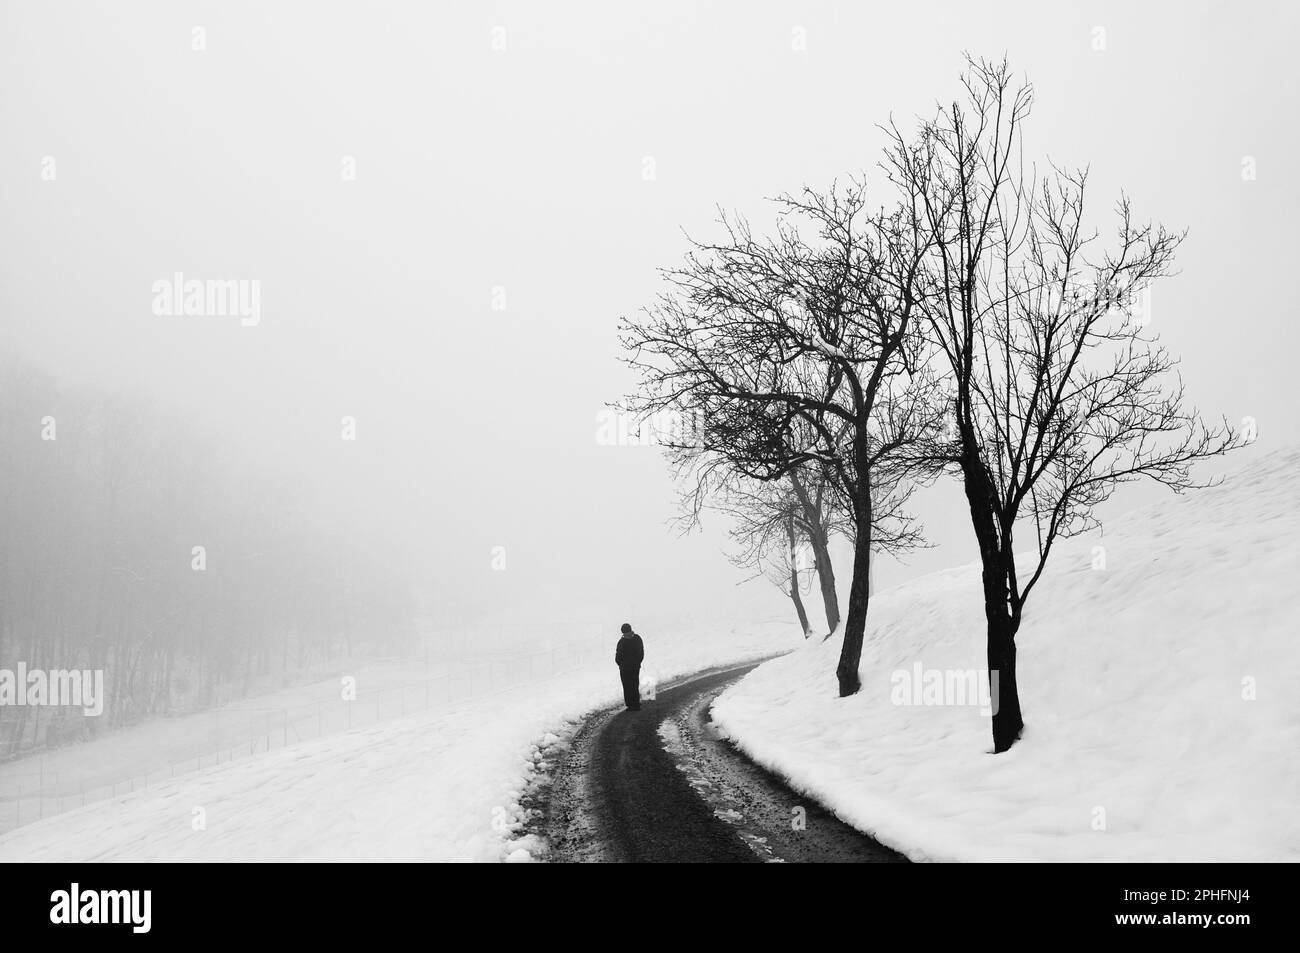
529,661,906,863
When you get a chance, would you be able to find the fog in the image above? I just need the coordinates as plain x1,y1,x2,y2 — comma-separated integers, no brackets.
2,0,1296,660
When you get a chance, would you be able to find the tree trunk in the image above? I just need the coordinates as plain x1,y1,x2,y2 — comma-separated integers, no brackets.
788,577,812,637
784,515,813,637
835,498,872,697
790,471,841,635
959,447,1026,753
987,610,1023,753
808,530,840,636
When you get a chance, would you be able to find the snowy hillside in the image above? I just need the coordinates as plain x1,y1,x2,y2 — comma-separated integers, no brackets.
712,447,1300,862
0,623,798,862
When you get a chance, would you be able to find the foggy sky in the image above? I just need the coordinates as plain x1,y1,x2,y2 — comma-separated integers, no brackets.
2,1,1296,636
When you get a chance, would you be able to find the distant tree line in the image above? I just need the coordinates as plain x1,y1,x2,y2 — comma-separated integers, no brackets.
0,361,417,758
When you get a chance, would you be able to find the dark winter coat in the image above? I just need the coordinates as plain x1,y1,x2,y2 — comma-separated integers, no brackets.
615,633,644,669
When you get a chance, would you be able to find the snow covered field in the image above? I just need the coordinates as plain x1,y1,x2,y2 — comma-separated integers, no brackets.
0,631,629,834
0,622,796,862
711,447,1300,862
6,442,1293,864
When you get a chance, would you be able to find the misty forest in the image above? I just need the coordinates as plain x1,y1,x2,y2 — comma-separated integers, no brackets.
0,363,417,758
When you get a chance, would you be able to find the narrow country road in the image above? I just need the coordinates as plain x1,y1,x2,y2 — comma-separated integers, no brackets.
529,661,906,863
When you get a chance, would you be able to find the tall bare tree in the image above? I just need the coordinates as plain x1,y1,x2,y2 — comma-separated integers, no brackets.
887,57,1240,751
621,182,941,694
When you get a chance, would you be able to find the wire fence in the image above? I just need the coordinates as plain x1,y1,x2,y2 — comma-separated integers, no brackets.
0,628,612,835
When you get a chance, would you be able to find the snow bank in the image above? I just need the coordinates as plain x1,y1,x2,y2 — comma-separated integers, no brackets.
711,447,1300,862
0,623,797,862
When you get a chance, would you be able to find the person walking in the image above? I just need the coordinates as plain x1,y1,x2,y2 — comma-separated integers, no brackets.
615,623,644,711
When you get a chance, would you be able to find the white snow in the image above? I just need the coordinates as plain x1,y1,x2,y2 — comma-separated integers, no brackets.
0,623,797,862
8,445,1292,864
711,446,1300,862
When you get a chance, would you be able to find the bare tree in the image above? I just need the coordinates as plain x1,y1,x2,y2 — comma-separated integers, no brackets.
704,461,921,638
779,513,815,637
721,488,818,637
682,464,838,637
886,57,1240,752
620,182,941,695
786,466,841,635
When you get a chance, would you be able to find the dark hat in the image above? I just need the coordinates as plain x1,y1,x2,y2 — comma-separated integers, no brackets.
620,623,632,634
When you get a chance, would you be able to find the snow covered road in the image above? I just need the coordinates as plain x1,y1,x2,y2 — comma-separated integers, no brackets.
529,662,904,862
